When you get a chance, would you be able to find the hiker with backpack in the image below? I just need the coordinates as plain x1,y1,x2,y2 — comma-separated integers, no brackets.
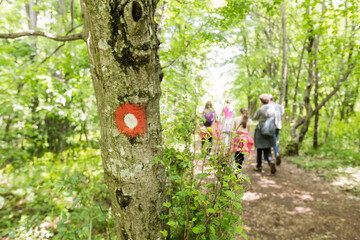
221,99,235,148
231,107,254,172
268,94,283,165
199,101,218,155
253,94,277,174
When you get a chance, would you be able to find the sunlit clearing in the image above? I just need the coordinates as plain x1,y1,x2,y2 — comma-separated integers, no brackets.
293,190,313,200
258,178,282,189
331,166,360,190
286,207,313,215
242,192,263,201
276,191,314,202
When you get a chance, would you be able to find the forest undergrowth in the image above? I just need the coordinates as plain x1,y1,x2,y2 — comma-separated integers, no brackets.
1,114,359,239
0,148,116,240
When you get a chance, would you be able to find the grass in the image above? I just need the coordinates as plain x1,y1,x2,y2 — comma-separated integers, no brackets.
286,138,360,196
284,115,360,196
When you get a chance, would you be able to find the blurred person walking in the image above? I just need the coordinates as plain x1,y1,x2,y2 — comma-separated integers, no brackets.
221,99,234,148
268,94,283,165
253,94,277,174
199,101,218,156
231,107,254,174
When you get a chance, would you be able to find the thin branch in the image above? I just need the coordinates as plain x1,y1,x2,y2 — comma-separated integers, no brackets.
253,12,276,25
37,24,84,66
313,65,354,115
38,43,65,65
313,21,358,115
313,46,356,115
0,30,83,41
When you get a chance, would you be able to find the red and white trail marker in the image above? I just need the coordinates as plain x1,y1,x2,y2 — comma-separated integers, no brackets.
115,103,147,137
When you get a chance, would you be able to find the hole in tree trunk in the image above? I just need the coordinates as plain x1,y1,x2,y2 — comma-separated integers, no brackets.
116,189,131,210
132,1,142,22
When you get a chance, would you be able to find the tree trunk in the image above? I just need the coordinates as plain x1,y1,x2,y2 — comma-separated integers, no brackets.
26,0,38,55
80,1,166,239
290,38,306,122
26,1,38,34
289,3,315,155
340,84,359,120
321,106,335,146
269,18,274,79
313,59,319,149
59,0,67,16
3,116,12,141
313,2,326,149
70,0,74,28
248,96,257,118
279,1,288,108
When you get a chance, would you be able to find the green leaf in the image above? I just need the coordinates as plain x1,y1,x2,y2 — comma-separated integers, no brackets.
192,226,200,234
207,208,215,214
196,173,208,178
163,201,171,208
160,230,168,237
167,221,176,226
210,225,216,234
225,190,235,199
232,201,242,210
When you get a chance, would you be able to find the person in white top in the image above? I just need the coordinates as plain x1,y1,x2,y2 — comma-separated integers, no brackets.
233,108,253,134
232,107,254,174
268,94,283,165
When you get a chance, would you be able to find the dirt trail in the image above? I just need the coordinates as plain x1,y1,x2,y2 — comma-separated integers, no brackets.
238,157,360,240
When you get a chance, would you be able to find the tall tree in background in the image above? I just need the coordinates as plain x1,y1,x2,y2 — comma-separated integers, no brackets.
288,0,358,154
279,1,288,108
229,0,359,154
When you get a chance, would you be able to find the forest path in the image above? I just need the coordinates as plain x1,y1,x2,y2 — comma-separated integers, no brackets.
238,156,360,240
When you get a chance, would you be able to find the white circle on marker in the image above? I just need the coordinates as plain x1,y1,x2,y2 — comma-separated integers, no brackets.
124,113,138,129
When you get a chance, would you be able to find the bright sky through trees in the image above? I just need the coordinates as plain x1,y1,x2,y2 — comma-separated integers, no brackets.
204,45,239,112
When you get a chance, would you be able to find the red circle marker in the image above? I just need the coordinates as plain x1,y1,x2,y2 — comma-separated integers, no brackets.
115,104,147,137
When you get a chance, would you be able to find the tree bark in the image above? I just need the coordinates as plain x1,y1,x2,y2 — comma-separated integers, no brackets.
287,2,315,155
313,1,326,149
321,105,335,146
80,1,166,239
269,17,274,79
0,31,83,41
313,57,319,149
290,38,306,122
59,0,67,17
26,1,38,34
248,96,258,118
279,1,288,109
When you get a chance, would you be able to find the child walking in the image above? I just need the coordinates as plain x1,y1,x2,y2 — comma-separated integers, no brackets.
232,107,254,172
200,101,218,155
